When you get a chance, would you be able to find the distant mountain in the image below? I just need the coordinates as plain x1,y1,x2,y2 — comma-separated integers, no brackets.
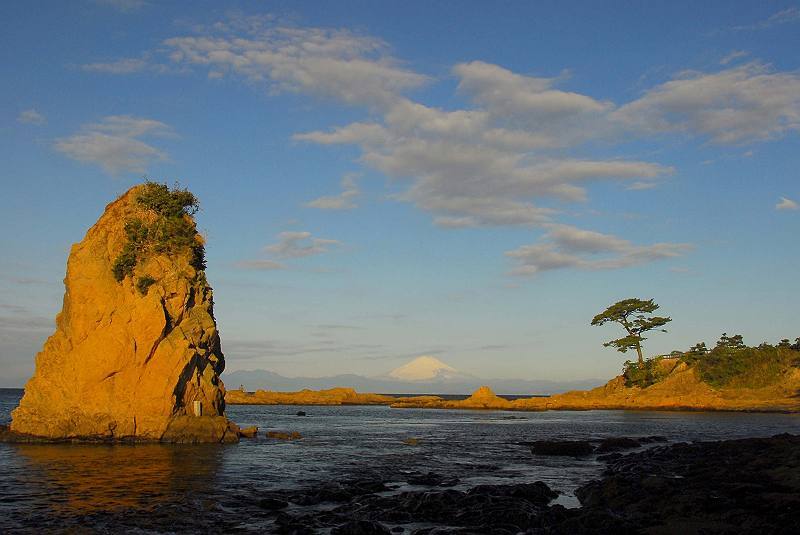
223,355,603,395
386,355,473,381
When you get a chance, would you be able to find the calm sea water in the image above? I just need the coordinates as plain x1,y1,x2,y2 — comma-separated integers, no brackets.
1,387,798,532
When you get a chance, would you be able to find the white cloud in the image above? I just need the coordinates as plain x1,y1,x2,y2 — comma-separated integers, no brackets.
776,197,798,211
300,117,671,227
613,62,800,144
506,224,691,276
305,174,360,210
162,21,427,108
455,61,612,119
265,231,341,258
17,109,46,125
54,115,171,174
95,17,800,273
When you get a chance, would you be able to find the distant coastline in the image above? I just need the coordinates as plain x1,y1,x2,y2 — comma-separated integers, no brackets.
226,356,800,413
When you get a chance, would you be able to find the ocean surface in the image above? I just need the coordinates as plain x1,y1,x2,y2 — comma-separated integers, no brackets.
1,387,798,532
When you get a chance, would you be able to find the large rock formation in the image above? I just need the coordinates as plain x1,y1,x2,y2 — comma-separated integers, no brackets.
10,184,238,442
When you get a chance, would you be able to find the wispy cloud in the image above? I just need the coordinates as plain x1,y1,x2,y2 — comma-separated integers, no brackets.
613,62,800,144
54,115,172,174
776,196,799,211
82,57,149,74
305,173,360,210
17,109,46,125
266,231,341,258
96,15,800,274
238,230,342,271
235,259,287,271
162,19,427,108
732,7,800,31
720,50,749,65
505,224,691,276
626,181,659,191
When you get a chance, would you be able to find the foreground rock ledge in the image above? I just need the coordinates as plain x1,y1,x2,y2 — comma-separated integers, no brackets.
9,185,238,443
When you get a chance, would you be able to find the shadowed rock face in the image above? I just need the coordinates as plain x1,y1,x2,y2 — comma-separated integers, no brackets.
10,185,237,442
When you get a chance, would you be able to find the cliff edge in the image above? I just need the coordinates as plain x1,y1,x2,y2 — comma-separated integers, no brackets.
10,183,238,442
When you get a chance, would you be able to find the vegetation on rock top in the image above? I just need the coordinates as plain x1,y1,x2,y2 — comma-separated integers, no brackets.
112,181,206,283
593,297,800,390
680,334,800,389
621,334,800,389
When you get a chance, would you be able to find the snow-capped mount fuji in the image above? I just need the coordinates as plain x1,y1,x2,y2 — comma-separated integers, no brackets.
224,355,604,395
387,356,474,382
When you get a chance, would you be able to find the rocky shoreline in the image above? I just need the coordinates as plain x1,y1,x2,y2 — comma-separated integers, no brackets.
3,424,797,533
242,433,800,533
45,432,792,534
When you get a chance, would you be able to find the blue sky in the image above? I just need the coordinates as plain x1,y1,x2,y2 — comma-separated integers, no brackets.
1,1,799,387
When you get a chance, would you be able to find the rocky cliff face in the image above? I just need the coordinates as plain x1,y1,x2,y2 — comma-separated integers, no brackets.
11,184,237,442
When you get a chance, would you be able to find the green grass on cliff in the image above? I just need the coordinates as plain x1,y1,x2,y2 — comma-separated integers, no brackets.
625,335,800,389
112,182,206,283
681,336,800,389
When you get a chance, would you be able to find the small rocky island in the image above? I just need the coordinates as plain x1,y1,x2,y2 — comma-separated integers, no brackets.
5,183,239,443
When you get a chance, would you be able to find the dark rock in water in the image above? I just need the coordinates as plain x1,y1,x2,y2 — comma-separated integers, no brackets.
267,431,302,440
289,479,390,506
296,411,307,416
596,452,624,462
575,433,800,533
332,520,392,534
406,472,460,487
595,437,640,453
637,435,667,443
530,440,594,456
238,426,258,438
258,497,288,510
344,478,391,494
466,482,557,505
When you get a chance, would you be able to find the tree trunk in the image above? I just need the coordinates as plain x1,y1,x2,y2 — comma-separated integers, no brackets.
636,343,644,366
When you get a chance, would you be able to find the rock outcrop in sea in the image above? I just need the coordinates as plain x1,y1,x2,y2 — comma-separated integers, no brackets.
10,183,238,443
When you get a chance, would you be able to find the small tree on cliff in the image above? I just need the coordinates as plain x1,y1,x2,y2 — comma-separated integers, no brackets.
591,298,671,366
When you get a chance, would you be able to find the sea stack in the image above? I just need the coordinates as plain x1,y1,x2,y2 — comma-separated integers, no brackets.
10,183,238,443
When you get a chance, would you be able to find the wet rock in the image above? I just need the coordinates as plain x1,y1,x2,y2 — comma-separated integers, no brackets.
575,433,800,532
638,435,667,443
332,520,392,534
258,497,288,510
296,411,307,416
403,438,420,446
467,482,557,505
406,472,460,487
345,479,391,494
530,440,594,456
238,426,258,438
267,431,302,440
595,437,640,453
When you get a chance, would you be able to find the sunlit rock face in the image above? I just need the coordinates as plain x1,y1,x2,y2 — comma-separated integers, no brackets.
11,185,237,442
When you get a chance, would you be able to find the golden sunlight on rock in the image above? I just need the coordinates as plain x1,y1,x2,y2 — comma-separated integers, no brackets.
9,184,238,442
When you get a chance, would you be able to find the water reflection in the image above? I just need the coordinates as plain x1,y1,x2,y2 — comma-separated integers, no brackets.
11,443,222,515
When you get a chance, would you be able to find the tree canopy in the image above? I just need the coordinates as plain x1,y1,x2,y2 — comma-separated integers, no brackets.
591,298,671,365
